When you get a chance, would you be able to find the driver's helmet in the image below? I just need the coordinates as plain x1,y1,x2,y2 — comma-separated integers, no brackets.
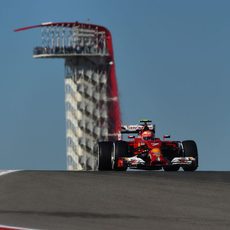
141,130,154,140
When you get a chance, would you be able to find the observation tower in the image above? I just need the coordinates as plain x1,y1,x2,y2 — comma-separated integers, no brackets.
15,22,121,170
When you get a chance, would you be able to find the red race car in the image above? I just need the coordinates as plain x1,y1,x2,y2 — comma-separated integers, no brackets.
98,120,198,171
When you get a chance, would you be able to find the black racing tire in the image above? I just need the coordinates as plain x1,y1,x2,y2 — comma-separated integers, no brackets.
114,141,129,171
98,141,114,171
115,141,131,157
163,165,180,171
182,140,198,171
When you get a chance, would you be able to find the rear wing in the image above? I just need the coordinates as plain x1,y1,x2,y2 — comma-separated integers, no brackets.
121,124,155,134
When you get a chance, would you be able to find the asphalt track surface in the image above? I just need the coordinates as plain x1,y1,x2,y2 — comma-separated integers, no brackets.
0,171,229,230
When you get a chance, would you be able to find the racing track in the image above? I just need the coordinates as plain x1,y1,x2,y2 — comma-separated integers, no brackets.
0,171,229,230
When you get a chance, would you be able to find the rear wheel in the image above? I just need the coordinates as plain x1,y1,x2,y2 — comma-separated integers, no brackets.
182,140,198,171
98,142,114,171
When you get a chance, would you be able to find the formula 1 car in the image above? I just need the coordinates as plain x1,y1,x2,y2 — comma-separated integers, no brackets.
97,120,198,171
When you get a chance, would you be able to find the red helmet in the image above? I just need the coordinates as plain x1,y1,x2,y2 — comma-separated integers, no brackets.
141,130,154,140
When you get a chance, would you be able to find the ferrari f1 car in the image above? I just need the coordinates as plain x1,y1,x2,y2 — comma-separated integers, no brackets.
98,120,198,171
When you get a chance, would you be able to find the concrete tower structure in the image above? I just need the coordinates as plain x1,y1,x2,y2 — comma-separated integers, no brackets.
15,22,121,170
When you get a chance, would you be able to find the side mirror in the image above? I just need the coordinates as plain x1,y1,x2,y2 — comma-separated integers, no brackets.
163,135,171,140
128,135,135,139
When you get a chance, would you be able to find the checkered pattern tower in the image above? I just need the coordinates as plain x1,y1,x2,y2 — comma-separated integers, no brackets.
15,22,121,170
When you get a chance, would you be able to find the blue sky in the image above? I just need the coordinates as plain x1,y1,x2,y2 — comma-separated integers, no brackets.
0,0,229,170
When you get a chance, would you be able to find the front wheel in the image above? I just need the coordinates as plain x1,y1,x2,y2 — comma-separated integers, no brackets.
98,142,114,171
182,140,198,171
114,141,129,171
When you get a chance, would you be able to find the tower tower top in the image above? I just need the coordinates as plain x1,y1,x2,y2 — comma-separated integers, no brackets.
15,21,111,33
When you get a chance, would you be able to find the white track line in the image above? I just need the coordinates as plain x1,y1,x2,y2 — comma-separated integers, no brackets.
0,224,38,229
0,170,20,177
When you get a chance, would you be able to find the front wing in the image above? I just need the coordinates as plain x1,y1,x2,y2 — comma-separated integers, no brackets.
121,156,196,169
